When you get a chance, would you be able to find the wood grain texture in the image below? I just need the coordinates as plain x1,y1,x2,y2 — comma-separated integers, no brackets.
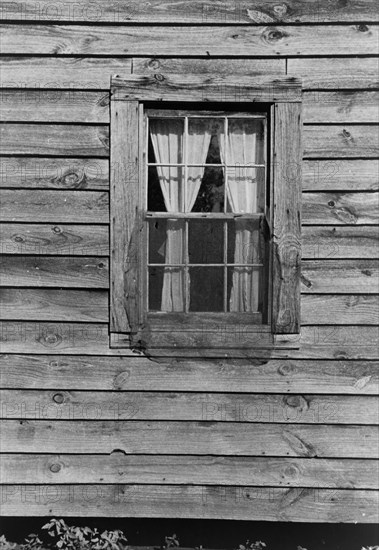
301,295,379,325
303,160,379,192
0,256,109,288
0,190,109,223
2,356,378,392
302,227,379,259
0,124,109,156
0,289,108,322
303,91,379,124
1,25,377,56
0,57,131,89
0,90,109,123
1,484,376,522
1,390,377,424
304,125,379,158
288,57,379,89
1,355,377,394
3,454,378,489
0,158,109,190
1,420,378,457
0,224,109,256
112,74,302,102
301,260,379,293
110,99,140,334
0,323,378,358
272,102,302,334
1,0,377,23
303,192,379,225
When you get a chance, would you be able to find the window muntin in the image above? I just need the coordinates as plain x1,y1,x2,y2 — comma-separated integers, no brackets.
145,111,269,319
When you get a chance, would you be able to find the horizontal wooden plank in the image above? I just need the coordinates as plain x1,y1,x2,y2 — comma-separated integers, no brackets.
0,124,109,156
1,484,376,522
1,25,377,56
304,125,379,158
0,57,131,89
301,260,379,293
0,256,109,288
303,192,379,224
303,160,379,192
0,190,109,223
0,90,109,123
1,0,378,23
112,74,301,102
301,295,379,325
302,226,379,259
0,323,378,358
3,454,377,489
1,390,377,424
1,355,378,394
0,289,108,322
1,420,377,457
0,158,109,190
288,57,379,89
0,224,109,256
303,91,379,123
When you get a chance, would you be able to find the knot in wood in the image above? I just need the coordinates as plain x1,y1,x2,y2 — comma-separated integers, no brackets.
49,462,61,473
41,332,62,347
13,234,24,242
49,361,58,368
278,363,296,376
283,463,300,479
273,3,288,17
98,262,105,269
52,392,65,404
52,226,62,234
342,129,351,139
284,395,302,408
328,200,335,207
148,59,160,69
264,28,285,42
357,24,369,32
154,73,165,83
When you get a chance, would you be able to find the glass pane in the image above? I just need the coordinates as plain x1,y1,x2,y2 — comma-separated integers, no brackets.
227,118,265,165
189,267,224,312
191,166,224,213
148,118,184,164
188,118,224,165
148,219,168,264
149,266,185,312
188,220,224,264
227,219,262,264
148,165,184,212
225,165,265,213
227,266,262,313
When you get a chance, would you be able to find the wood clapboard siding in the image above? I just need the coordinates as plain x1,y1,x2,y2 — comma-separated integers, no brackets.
302,227,379,259
1,3,378,525
2,420,378,458
302,160,379,192
0,289,108,322
0,124,109,156
0,322,378,359
1,389,378,424
2,454,378,489
0,190,109,223
1,0,378,23
0,257,109,288
0,90,109,123
0,158,109,190
1,355,377,394
1,484,377,522
302,192,379,225
0,57,132,89
303,125,379,158
0,224,109,256
301,260,379,293
1,25,377,56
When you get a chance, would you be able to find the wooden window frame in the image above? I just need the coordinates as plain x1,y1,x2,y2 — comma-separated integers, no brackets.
110,74,302,353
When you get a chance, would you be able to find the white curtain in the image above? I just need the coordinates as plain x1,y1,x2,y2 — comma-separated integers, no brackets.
219,119,264,312
150,119,211,311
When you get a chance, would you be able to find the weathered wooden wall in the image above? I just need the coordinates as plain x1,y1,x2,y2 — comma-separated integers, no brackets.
0,0,378,522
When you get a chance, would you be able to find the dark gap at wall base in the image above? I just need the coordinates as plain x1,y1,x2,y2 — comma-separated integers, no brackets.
1,518,379,550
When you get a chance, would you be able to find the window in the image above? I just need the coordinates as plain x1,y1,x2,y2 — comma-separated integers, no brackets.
110,75,302,352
